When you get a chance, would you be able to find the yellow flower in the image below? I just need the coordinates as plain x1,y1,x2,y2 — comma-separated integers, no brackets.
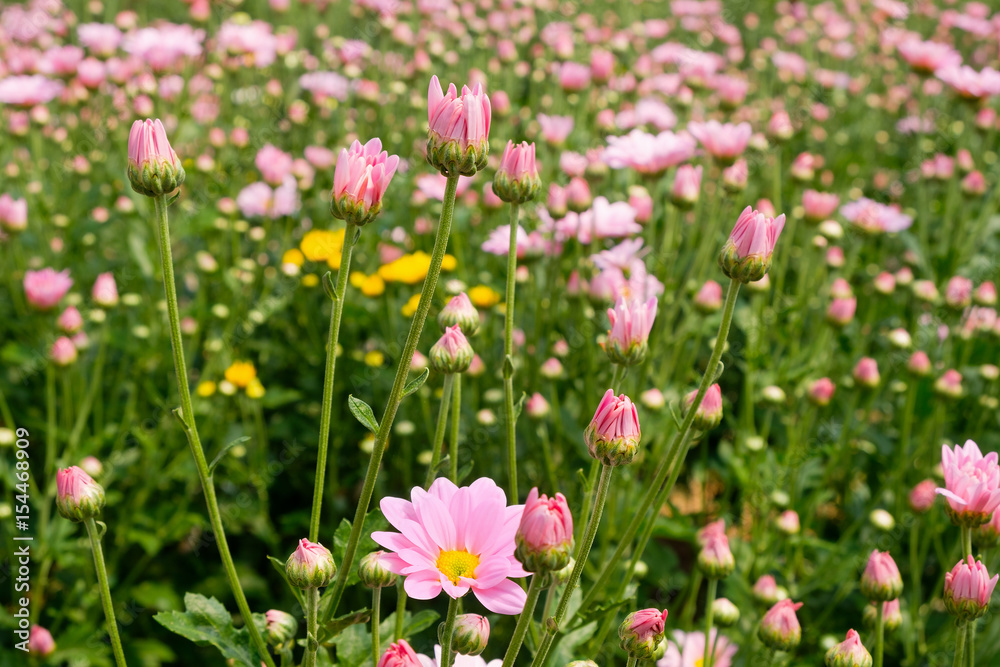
402,293,422,317
196,381,217,397
379,252,431,284
350,271,367,288
246,378,266,399
361,274,386,297
225,361,257,388
300,228,346,262
364,350,385,367
468,285,501,308
282,248,305,267
302,274,320,287
442,254,457,271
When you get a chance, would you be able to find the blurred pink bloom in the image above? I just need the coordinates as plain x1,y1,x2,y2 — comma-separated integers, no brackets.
0,193,27,232
480,225,546,259
671,164,702,207
687,120,752,163
27,625,55,657
51,336,78,366
77,23,123,56
602,129,697,174
92,272,118,308
808,378,836,406
827,297,856,327
24,268,72,310
658,629,737,667
628,187,653,223
558,61,590,91
936,66,1000,100
0,75,64,106
694,280,723,312
945,276,973,308
373,478,528,615
802,190,840,221
299,71,350,102
854,357,881,388
910,480,937,513
898,39,962,74
256,144,294,185
537,114,574,144
840,198,913,234
217,20,278,68
58,306,84,334
121,23,204,71
936,440,1000,524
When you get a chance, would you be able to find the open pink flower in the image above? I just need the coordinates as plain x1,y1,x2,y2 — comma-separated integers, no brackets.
372,477,528,615
944,556,998,619
936,440,1000,525
658,629,737,667
602,129,697,174
427,75,491,175
687,120,752,163
24,268,73,310
840,197,913,233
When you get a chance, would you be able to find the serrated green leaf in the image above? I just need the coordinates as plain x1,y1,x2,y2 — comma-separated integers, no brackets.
348,395,380,433
402,367,429,397
153,593,262,667
209,436,250,476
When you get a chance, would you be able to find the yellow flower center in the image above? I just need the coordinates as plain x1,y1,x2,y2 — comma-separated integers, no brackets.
695,660,704,667
436,550,480,585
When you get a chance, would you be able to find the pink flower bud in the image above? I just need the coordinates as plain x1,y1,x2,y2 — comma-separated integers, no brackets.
694,280,723,313
768,109,794,141
944,556,998,620
525,393,550,420
671,164,702,208
808,378,836,406
605,297,657,366
861,550,903,602
547,183,568,218
825,629,872,667
618,608,668,660
79,456,103,478
92,272,119,307
684,384,723,431
753,574,786,605
946,276,973,309
438,293,480,335
776,510,800,535
0,193,28,232
377,639,423,667
909,479,937,513
493,140,541,204
853,357,880,388
962,171,987,196
936,440,1000,527
759,599,803,651
585,389,641,467
24,268,73,310
540,357,563,379
802,190,840,222
264,609,297,647
56,466,105,522
565,177,592,213
410,350,429,374
331,138,399,226
975,281,997,305
790,152,816,181
285,538,337,589
515,488,574,573
721,158,748,193
718,205,786,283
934,369,963,398
51,336,78,366
58,306,84,333
451,614,490,656
426,75,491,176
698,531,735,579
907,351,932,376
827,297,856,327
873,272,896,295
628,186,653,224
359,551,398,589
127,118,185,196
28,625,56,657
429,325,474,374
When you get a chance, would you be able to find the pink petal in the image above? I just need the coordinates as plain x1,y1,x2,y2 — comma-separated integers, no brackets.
473,578,527,615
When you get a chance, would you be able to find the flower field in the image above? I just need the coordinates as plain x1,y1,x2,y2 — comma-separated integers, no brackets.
3,0,1000,666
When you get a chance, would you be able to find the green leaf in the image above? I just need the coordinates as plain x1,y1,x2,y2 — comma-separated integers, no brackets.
320,609,371,644
323,271,337,301
513,391,527,421
348,395,380,433
209,436,250,476
153,593,262,667
268,555,305,608
402,368,429,397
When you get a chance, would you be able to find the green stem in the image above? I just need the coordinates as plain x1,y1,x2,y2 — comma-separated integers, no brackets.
440,596,460,667
962,526,972,559
703,577,718,667
372,587,382,667
968,619,975,667
68,323,109,452
875,602,885,667
85,518,127,667
576,279,741,616
152,195,275,667
450,374,462,483
625,657,637,667
500,574,544,667
530,465,614,667
503,203,522,501
304,588,320,667
325,172,460,621
309,226,358,542
394,582,407,641
424,374,456,489
953,622,967,667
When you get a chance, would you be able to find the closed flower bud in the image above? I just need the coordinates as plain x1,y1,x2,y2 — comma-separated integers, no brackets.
944,556,998,620
92,272,119,308
671,164,702,209
493,141,541,204
694,280,723,313
127,118,185,197
426,76,491,177
853,357,880,389
264,609,297,647
438,293,479,335
718,206,786,283
605,297,657,366
331,138,399,226
618,608,668,660
359,550,398,588
525,393,550,420
934,369,963,398
826,297,856,327
909,479,937,513
56,466,105,522
28,625,56,657
565,177,592,213
752,574,787,605
860,550,903,602
285,539,337,589
429,325,474,374
515,488,574,573
869,509,895,531
863,600,901,631
684,384,723,431
450,614,490,656
58,306,84,333
51,336,79,366
698,532,735,579
378,639,423,667
540,357,563,379
907,351,932,376
585,389,641,467
825,629,872,667
776,510,800,535
759,600,803,651
808,378,836,406
712,597,740,627
79,455,103,478
722,159,749,193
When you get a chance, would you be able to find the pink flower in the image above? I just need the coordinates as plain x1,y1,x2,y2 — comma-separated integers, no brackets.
854,357,881,388
586,389,642,467
776,510,800,535
944,556,998,620
515,488,574,573
285,539,337,589
936,440,1000,526
537,114,574,144
416,173,475,201
92,272,118,308
24,268,73,310
861,550,903,602
332,138,399,225
602,129,698,174
606,297,658,365
946,276,973,309
687,120,752,163
28,625,56,657
0,75,64,106
121,23,205,71
718,205,786,283
694,280,723,313
78,23,123,56
684,384,723,431
558,61,591,91
619,609,669,659
427,75,491,175
0,193,28,232
898,39,962,74
759,599,803,651
372,477,529,615
935,369,964,398
628,186,653,223
802,190,840,221
658,630,737,667
494,141,540,203
807,378,836,406
127,118,185,197
827,297,856,327
256,144,294,185
57,306,84,334
698,530,735,578
429,325,474,374
936,66,1000,100
722,159,748,192
671,164,702,208
56,466,105,520
378,639,424,667
768,110,793,141
910,480,937,513
825,629,871,667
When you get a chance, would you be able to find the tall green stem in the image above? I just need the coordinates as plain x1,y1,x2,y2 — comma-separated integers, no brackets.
309,226,358,542
371,587,382,667
703,578,718,667
530,465,614,667
503,202,522,500
304,588,319,667
424,374,455,488
450,374,462,482
85,518,127,667
875,602,885,667
325,173,460,621
625,657,637,667
500,574,544,667
152,195,275,667
576,280,741,616
952,622,966,667
440,596,460,667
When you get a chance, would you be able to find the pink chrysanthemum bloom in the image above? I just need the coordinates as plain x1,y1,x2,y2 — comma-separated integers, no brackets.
602,129,698,175
861,550,903,602
718,205,786,283
936,440,1000,527
127,118,185,197
759,599,803,651
658,629,737,667
605,296,657,366
897,39,962,74
944,556,998,620
687,120,752,164
331,138,399,226
379,639,424,667
493,140,540,204
840,198,913,234
56,466,105,522
24,268,73,310
426,75,491,176
537,114,574,145
802,190,840,222
372,477,529,615
515,487,574,573
936,65,1000,100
